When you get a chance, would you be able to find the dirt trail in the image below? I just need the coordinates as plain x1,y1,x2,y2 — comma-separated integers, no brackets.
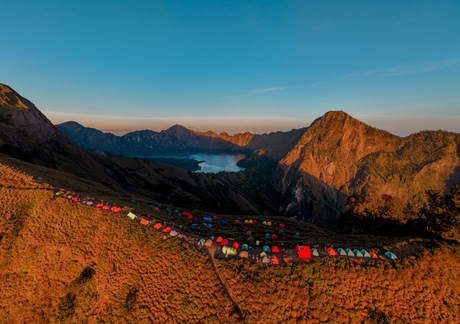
206,245,245,323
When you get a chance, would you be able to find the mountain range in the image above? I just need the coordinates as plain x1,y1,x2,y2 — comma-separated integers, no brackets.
2,83,460,229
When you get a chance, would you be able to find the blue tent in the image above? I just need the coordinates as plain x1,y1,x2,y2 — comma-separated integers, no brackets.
207,224,212,228
165,208,171,212
353,249,364,257
202,223,208,227
218,220,226,224
337,248,347,256
345,248,355,257
149,205,156,209
385,251,397,260
265,233,271,239
198,238,205,245
188,224,198,229
361,250,371,258
311,248,320,257
295,233,301,238
279,229,285,235
174,209,179,213
176,213,182,217
203,217,213,221
263,245,271,253
241,244,249,251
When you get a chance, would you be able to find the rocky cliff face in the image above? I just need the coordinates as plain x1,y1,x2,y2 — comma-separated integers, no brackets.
277,111,460,227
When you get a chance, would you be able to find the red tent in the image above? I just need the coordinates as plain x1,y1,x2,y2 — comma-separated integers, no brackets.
326,247,338,256
216,236,223,243
71,197,79,202
253,220,257,224
271,234,277,239
282,236,286,241
271,246,280,253
235,220,240,223
153,223,162,230
181,211,187,215
295,246,311,258
110,206,120,213
187,215,193,219
244,226,249,230
162,227,171,233
221,239,229,246
212,216,217,220
232,242,240,249
154,207,160,211
279,223,285,228
96,203,103,208
146,214,151,218
102,206,110,210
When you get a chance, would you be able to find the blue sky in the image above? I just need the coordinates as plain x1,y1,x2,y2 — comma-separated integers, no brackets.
1,0,459,135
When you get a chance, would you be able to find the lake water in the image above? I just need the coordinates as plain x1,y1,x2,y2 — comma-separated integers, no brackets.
189,153,246,173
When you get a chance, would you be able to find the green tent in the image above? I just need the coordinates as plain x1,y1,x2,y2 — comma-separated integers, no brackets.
127,212,137,220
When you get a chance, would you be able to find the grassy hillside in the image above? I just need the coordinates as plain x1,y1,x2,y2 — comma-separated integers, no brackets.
1,161,460,323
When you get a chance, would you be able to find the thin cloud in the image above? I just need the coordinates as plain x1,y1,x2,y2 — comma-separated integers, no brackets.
253,87,286,93
341,57,460,80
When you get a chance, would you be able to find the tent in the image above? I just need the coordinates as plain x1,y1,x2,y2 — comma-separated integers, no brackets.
385,251,397,260
263,221,268,225
369,252,379,259
127,212,137,220
271,255,279,265
165,208,171,212
262,256,270,264
253,220,257,224
267,222,272,226
149,205,156,209
176,213,182,217
170,231,179,237
212,216,217,220
173,209,179,213
218,220,226,224
265,233,271,239
260,252,267,258
353,249,364,257
154,223,162,230
295,233,301,238
271,246,280,253
96,203,104,208
247,237,254,242
207,224,212,228
271,234,277,239
221,239,229,246
326,248,338,256
337,248,347,256
235,220,240,223
311,248,320,257
279,230,285,235
345,248,355,257
282,237,286,241
223,247,237,256
205,240,213,247
216,236,223,243
279,223,285,228
198,238,205,246
188,224,198,229
140,219,150,226
246,220,252,224
232,242,240,249
244,226,249,230
239,251,249,258
162,227,171,233
71,197,79,202
187,215,193,219
295,246,311,258
102,206,110,210
110,206,121,212
154,207,160,211
361,250,371,258
241,244,249,251
263,245,271,253
86,202,93,206
203,217,213,221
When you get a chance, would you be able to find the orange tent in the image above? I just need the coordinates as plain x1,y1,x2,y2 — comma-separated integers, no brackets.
326,247,338,256
369,252,378,259
110,206,119,212
102,206,110,210
232,242,240,249
153,223,162,230
162,227,171,233
271,255,279,265
216,236,223,243
221,239,229,246
96,203,104,208
140,219,150,226
271,246,280,253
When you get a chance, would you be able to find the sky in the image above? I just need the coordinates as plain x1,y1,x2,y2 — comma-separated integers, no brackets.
1,0,460,136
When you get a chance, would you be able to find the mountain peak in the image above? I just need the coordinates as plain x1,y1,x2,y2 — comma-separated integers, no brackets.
0,83,31,109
